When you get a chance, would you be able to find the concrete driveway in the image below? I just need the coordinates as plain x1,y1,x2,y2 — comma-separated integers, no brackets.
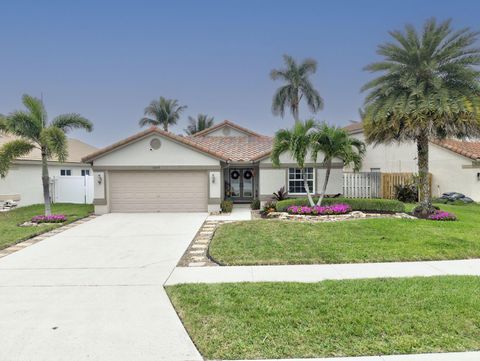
0,213,206,361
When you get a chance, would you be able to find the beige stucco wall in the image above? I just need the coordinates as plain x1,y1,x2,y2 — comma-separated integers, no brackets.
209,171,221,199
0,162,92,206
205,126,248,137
93,134,220,168
316,168,343,195
350,132,480,200
259,168,286,197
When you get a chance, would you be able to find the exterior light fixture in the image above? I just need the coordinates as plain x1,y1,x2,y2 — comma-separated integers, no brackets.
211,173,216,183
97,174,103,185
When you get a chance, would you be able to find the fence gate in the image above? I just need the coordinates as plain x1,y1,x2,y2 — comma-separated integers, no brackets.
343,172,381,198
381,172,432,200
52,176,94,204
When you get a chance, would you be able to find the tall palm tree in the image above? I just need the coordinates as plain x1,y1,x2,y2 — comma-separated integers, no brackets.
0,94,93,216
362,18,480,216
270,54,324,123
139,97,187,132
271,119,317,206
184,114,214,135
312,124,365,205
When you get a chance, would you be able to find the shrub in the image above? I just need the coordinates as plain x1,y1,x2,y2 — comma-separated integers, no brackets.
250,199,260,210
287,203,351,215
272,187,288,201
261,200,277,216
428,210,456,221
276,197,405,213
394,183,418,203
31,214,67,223
220,200,233,213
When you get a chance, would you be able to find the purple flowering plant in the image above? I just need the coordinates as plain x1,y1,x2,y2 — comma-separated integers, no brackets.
427,210,456,221
31,214,67,223
287,203,351,216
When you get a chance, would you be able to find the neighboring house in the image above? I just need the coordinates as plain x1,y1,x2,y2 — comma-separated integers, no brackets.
345,122,480,201
82,120,343,214
0,133,97,206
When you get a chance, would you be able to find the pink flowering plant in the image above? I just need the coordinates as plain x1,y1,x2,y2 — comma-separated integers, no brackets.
287,203,351,216
427,210,456,221
31,214,67,223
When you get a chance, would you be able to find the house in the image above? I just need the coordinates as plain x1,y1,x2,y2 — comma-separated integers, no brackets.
82,120,343,214
345,122,480,201
0,133,97,206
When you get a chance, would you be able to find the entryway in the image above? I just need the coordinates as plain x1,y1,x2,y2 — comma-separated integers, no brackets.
225,167,256,203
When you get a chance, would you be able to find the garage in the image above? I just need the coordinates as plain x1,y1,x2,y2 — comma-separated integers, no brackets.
109,170,208,212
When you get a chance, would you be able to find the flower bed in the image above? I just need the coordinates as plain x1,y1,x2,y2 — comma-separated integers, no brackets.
428,210,456,221
31,214,67,223
287,203,351,215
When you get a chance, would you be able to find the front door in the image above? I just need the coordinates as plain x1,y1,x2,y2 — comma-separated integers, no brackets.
228,168,254,202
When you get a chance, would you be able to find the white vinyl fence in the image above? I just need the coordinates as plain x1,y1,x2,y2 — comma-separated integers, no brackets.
343,172,381,198
52,176,94,204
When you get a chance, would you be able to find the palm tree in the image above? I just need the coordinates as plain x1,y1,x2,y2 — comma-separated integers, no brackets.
0,94,93,216
312,124,365,205
139,97,187,132
362,18,480,216
184,114,214,135
271,119,317,206
270,54,324,123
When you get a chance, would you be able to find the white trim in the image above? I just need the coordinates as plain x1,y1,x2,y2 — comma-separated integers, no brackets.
287,167,315,195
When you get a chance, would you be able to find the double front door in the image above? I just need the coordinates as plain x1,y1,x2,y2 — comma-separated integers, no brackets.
228,168,254,202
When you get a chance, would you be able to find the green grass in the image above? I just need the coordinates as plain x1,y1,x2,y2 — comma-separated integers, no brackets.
166,277,480,359
0,203,93,250
209,203,480,265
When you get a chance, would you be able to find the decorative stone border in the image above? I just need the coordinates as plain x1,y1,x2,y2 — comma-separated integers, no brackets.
0,214,97,259
178,220,240,267
267,211,416,223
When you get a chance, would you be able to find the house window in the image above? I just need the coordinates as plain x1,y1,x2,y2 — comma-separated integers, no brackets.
60,169,72,176
81,169,90,176
288,168,314,194
370,168,381,172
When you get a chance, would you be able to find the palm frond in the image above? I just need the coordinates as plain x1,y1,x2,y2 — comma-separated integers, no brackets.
51,114,93,133
4,111,42,142
0,140,35,177
22,94,47,126
40,127,68,163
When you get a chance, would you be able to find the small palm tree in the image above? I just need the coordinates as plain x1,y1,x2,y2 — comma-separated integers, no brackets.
139,97,187,132
271,54,323,123
184,114,214,135
271,119,317,206
362,18,480,215
312,124,365,205
0,94,93,216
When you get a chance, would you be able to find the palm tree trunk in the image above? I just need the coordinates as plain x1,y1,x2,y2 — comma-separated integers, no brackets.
416,132,432,216
301,168,315,206
316,159,332,206
163,123,168,132
41,148,52,216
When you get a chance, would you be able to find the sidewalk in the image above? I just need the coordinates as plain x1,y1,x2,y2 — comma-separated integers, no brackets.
207,204,252,221
165,258,480,285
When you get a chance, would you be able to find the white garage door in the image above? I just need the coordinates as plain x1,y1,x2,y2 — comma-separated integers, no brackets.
109,171,208,212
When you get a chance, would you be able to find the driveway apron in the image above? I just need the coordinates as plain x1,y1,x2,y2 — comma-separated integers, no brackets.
0,213,206,361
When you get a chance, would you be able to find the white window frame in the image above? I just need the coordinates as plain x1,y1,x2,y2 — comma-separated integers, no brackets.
370,168,381,173
288,167,315,195
60,169,72,176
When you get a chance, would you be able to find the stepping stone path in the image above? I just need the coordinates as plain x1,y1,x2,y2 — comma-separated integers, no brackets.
0,215,97,259
178,220,235,267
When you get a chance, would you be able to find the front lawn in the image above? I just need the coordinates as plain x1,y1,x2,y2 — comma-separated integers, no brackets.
167,276,480,359
0,203,93,250
209,203,480,265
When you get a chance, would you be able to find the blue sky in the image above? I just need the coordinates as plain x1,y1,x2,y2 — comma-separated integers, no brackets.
1,0,479,147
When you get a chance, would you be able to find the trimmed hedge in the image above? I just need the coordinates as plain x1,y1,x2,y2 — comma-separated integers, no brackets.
275,197,405,213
